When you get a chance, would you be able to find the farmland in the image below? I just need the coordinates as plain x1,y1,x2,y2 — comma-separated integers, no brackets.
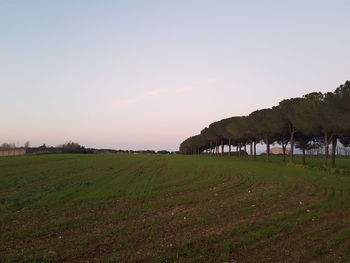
1,154,350,262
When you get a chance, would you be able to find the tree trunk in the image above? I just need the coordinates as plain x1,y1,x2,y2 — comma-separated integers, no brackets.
302,146,306,165
254,140,257,159
229,138,231,156
282,143,286,162
324,132,329,168
210,141,213,155
289,129,295,163
238,143,241,158
215,141,218,155
331,136,337,168
250,141,253,159
244,144,246,154
221,140,224,156
266,136,270,161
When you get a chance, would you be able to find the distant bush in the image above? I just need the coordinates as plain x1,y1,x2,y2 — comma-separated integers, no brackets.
230,151,248,156
0,142,16,149
157,150,170,154
60,141,92,153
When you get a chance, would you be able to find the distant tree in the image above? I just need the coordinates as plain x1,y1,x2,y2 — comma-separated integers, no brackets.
295,133,314,165
61,141,83,153
24,141,30,148
226,116,249,158
323,81,350,167
339,137,350,157
339,137,350,148
201,127,218,155
209,120,229,156
278,98,305,163
268,106,290,161
274,131,290,162
157,150,170,154
180,134,207,155
179,80,350,169
0,143,16,149
294,90,348,168
284,93,324,165
243,116,261,159
249,109,283,161
216,118,237,156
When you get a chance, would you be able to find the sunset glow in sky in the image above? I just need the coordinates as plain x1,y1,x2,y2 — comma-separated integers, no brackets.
1,1,350,150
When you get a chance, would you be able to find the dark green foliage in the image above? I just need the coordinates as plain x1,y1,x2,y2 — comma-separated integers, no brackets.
180,81,350,168
157,150,170,154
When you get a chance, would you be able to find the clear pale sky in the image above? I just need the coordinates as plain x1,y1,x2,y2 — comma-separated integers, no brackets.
1,1,349,151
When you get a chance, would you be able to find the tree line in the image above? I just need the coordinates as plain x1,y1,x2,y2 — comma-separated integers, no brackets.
179,81,350,168
0,141,30,149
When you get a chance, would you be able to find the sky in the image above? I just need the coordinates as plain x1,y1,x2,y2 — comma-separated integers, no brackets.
1,0,350,151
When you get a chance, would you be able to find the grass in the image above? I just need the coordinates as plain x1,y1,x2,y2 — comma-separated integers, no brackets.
1,153,350,262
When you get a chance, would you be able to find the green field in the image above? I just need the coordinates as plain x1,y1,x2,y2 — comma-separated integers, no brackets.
1,154,350,263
